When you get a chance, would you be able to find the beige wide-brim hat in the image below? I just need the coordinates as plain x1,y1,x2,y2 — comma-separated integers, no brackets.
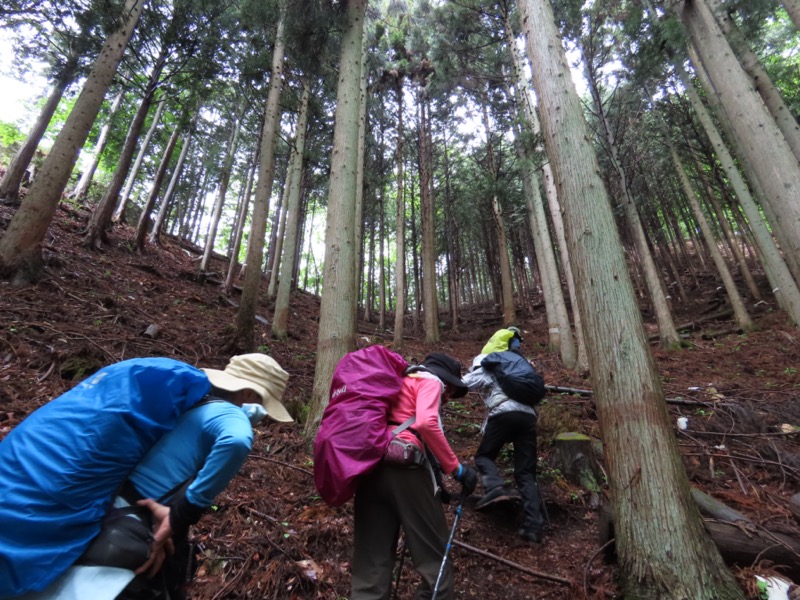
203,353,292,422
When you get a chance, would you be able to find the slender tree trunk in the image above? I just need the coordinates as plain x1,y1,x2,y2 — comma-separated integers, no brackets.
305,0,367,441
503,11,577,367
225,158,256,294
70,86,126,200
232,9,286,352
671,144,754,332
201,106,243,273
419,96,439,342
113,98,165,223
150,117,195,246
267,186,288,300
134,123,181,252
580,39,681,348
0,0,145,282
519,1,745,598
353,31,369,326
706,0,800,163
675,0,800,286
85,55,165,248
393,79,407,348
0,58,78,201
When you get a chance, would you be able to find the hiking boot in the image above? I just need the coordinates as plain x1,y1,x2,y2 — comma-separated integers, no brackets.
475,486,511,510
518,527,543,544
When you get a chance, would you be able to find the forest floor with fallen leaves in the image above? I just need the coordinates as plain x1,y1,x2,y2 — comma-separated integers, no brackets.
2,201,800,599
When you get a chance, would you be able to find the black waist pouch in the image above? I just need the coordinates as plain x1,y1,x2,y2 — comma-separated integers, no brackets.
78,505,154,571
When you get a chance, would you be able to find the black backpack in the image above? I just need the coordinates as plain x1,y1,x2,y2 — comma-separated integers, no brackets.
481,351,546,406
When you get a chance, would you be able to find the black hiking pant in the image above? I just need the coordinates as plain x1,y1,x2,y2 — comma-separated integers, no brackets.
475,410,545,533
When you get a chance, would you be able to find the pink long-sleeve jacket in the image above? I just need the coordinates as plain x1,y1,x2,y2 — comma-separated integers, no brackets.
389,372,460,475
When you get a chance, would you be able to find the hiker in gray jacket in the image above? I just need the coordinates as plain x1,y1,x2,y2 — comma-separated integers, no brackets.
462,327,547,543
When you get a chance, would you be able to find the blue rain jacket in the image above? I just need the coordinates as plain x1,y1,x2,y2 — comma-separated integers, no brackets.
0,358,210,598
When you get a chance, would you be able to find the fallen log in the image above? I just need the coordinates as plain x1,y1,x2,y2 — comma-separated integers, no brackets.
600,491,800,579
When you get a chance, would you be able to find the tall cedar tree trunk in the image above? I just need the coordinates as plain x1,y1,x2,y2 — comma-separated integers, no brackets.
273,81,310,338
201,105,243,273
670,143,754,331
353,32,369,325
0,0,145,282
113,99,165,223
0,57,78,201
518,1,745,598
676,62,800,324
231,10,286,352
481,103,516,326
393,77,407,348
225,159,256,293
70,86,125,200
675,0,800,285
150,116,196,246
134,123,181,251
305,0,367,440
419,95,439,342
267,186,288,299
84,55,165,249
706,0,800,163
579,38,681,348
503,9,577,368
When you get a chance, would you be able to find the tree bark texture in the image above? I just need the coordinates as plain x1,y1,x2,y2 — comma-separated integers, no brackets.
518,0,744,598
305,0,367,441
676,0,800,287
233,10,286,352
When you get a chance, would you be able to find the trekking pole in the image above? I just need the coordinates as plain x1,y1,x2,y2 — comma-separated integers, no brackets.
392,542,407,600
431,494,464,600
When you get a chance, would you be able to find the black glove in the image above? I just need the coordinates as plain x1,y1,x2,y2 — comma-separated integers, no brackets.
454,463,478,496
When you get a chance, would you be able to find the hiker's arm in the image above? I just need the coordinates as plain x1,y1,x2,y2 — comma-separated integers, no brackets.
412,378,459,473
183,409,253,509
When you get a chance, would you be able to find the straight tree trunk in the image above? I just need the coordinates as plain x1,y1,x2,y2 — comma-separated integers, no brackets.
225,158,256,293
84,55,165,249
671,144,754,332
580,39,681,348
706,0,800,163
200,107,243,273
232,8,286,352
267,185,288,300
70,86,125,200
113,98,165,223
0,58,78,201
419,96,439,342
134,123,181,251
503,12,577,368
393,78,407,349
353,31,369,325
674,0,800,286
150,120,195,246
518,1,745,598
0,0,145,282
272,82,311,338
305,0,367,441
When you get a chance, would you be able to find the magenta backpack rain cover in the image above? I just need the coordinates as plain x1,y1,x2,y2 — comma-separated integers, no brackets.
313,345,409,506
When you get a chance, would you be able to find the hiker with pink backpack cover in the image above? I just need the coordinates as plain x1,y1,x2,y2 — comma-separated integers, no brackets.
313,347,477,600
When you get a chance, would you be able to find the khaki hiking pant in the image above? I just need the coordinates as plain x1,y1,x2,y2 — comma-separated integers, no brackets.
352,462,453,600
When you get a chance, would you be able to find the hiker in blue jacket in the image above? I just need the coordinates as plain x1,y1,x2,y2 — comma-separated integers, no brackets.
112,353,291,600
0,353,290,600
462,327,547,543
